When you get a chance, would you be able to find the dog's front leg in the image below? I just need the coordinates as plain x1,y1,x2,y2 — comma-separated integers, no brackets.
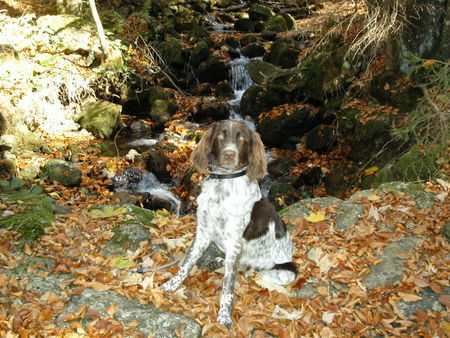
217,238,241,328
161,233,210,292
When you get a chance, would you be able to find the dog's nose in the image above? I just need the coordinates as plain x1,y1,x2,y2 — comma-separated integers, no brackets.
223,149,236,162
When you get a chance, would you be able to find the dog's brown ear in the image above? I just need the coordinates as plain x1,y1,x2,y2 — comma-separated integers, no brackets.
191,123,216,173
247,130,267,181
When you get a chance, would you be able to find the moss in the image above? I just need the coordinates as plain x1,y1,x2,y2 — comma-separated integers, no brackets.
393,147,439,181
0,191,55,241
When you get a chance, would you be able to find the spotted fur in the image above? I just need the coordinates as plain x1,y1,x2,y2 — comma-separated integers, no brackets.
161,121,297,328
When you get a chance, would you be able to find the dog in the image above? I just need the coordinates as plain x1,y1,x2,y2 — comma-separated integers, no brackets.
161,120,297,327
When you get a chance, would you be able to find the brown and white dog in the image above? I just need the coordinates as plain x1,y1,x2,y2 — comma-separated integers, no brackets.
161,120,297,327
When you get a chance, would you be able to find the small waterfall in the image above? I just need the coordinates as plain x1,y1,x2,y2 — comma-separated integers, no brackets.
112,168,181,215
228,55,261,129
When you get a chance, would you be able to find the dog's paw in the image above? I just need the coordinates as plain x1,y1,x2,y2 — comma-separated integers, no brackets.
160,278,180,293
217,309,233,329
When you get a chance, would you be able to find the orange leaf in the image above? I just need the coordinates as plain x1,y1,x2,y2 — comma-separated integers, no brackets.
106,303,118,316
429,282,444,294
439,295,450,307
416,309,428,322
398,292,422,302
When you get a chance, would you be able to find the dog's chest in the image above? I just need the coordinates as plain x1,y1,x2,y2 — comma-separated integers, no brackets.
197,176,261,248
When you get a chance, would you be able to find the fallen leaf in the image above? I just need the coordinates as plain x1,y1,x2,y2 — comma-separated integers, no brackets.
398,292,422,302
308,247,336,274
322,311,336,324
438,295,450,307
306,211,326,223
271,305,302,320
367,193,381,201
111,255,135,269
368,204,380,221
254,276,291,295
364,166,379,176
106,303,118,316
416,309,428,321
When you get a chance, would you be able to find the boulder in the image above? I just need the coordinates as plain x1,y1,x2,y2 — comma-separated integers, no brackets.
149,100,177,129
144,146,172,183
190,40,210,67
265,15,288,32
197,55,230,83
306,125,337,153
268,182,300,211
148,86,175,106
157,37,185,68
240,86,283,119
241,43,266,58
192,102,230,122
247,60,293,93
234,18,264,33
249,4,274,21
59,289,201,337
78,99,121,138
266,39,300,68
42,159,82,187
256,104,319,148
267,157,296,177
293,166,322,188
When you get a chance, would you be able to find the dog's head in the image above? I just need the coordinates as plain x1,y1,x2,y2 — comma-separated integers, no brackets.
191,120,267,180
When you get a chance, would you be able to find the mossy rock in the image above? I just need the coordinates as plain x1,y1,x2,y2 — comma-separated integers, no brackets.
268,182,300,211
148,87,175,106
190,40,210,67
265,15,289,33
42,159,82,187
78,99,122,139
241,43,265,58
256,104,319,148
306,125,337,153
240,86,283,119
197,55,230,83
249,4,274,21
266,39,300,69
234,18,263,33
158,37,185,67
0,190,55,241
393,147,439,181
149,100,178,129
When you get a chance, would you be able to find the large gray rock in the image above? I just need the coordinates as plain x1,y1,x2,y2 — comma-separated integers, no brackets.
60,289,201,337
149,100,177,129
42,159,82,186
397,287,449,317
362,236,420,289
280,197,365,232
79,99,122,138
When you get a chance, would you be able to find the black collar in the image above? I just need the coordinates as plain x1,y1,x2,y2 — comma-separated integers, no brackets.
209,169,247,180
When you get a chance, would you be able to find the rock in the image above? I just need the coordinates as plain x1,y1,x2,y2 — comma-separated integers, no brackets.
293,166,322,188
197,55,230,83
0,134,18,153
241,43,266,58
324,171,348,198
393,147,439,182
144,146,172,183
190,40,210,67
240,35,258,46
234,18,262,33
249,4,274,21
240,86,283,119
142,195,174,212
362,236,420,289
306,125,337,153
0,159,16,177
14,125,44,152
280,197,364,232
247,59,294,93
377,181,435,209
196,243,224,271
268,182,300,211
43,159,82,187
397,287,449,317
266,39,300,68
278,12,296,30
260,30,277,41
78,99,121,139
20,161,41,180
56,0,83,16
125,120,152,137
59,289,201,337
267,157,296,177
0,190,55,241
265,15,288,32
191,82,212,96
216,80,233,98
157,37,185,68
294,284,318,299
149,100,177,129
443,222,450,241
122,91,152,116
148,86,175,106
256,104,318,148
192,102,230,122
